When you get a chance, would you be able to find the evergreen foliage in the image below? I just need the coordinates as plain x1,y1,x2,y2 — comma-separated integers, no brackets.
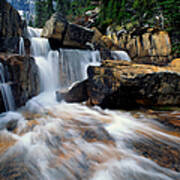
34,0,48,28
34,0,179,56
97,0,180,55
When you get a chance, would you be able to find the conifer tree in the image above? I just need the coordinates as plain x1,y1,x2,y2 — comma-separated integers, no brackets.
35,0,47,27
47,0,54,19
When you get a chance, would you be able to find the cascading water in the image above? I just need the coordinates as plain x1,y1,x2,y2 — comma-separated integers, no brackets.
111,50,131,61
0,63,15,111
28,27,101,91
19,37,25,55
25,27,101,110
0,27,180,180
30,37,58,92
27,26,42,38
59,49,101,88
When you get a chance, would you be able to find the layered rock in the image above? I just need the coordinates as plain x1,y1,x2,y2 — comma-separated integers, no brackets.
118,28,172,65
41,13,121,56
91,27,121,59
41,13,94,49
0,0,27,53
58,59,180,109
0,54,40,112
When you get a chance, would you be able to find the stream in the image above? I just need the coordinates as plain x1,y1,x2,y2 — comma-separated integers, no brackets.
0,27,180,180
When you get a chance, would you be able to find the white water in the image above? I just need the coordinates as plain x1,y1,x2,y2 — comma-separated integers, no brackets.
111,50,131,61
19,37,25,55
27,26,42,38
59,49,101,88
0,103,180,180
28,27,101,91
0,27,179,180
0,63,15,111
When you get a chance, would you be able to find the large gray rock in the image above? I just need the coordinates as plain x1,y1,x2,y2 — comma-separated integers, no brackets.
41,13,94,49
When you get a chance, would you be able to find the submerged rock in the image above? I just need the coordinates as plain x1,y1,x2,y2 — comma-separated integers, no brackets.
61,59,180,109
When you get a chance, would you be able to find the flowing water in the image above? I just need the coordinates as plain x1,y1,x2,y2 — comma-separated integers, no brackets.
19,37,25,56
111,51,131,61
0,27,180,180
0,63,15,111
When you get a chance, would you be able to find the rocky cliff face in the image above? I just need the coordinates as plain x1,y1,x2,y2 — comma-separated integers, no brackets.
118,28,172,66
0,54,40,112
58,59,180,109
0,0,27,53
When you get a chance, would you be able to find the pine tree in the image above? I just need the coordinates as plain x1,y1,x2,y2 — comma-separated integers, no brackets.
35,0,47,27
47,0,54,19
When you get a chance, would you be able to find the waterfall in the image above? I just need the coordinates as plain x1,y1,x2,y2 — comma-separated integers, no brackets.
19,37,25,55
111,51,131,61
59,49,101,88
0,63,15,111
30,36,59,92
27,26,42,38
28,27,101,92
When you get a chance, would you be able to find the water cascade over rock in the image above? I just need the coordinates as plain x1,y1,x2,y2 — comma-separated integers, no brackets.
0,63,15,112
25,27,101,111
0,4,180,177
19,37,25,55
28,27,101,91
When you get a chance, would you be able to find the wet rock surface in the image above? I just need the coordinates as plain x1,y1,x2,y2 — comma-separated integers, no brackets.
0,53,40,110
56,80,89,103
132,110,180,172
61,59,180,109
0,92,6,113
0,104,116,180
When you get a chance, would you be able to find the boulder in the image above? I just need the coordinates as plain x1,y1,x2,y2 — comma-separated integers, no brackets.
60,59,180,109
0,0,27,53
118,28,172,65
91,27,121,59
41,13,94,49
56,80,89,103
41,13,122,53
0,54,40,112
87,60,180,108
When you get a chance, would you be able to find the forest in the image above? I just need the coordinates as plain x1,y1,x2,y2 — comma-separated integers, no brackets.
34,0,180,55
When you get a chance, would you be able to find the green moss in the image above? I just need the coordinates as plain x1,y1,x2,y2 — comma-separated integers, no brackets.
151,106,180,111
